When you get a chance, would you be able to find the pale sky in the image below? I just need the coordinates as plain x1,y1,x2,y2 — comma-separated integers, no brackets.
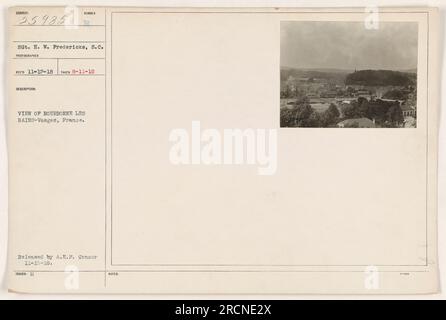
281,21,418,71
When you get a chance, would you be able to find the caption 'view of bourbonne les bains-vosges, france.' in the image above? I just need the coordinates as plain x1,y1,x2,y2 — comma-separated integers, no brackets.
280,21,418,128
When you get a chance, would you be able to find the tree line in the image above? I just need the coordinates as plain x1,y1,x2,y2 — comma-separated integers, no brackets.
345,70,415,86
281,97,404,128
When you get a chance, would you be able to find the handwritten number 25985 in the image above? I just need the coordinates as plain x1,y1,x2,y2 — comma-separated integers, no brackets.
17,14,71,26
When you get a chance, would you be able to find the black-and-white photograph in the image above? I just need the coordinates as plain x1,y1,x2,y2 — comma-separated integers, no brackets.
280,21,418,128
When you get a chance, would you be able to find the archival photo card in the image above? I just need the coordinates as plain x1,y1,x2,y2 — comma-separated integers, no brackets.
280,21,418,128
6,7,439,294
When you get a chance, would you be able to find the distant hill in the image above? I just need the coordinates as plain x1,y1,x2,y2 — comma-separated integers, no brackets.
345,70,415,86
281,67,354,73
280,67,350,84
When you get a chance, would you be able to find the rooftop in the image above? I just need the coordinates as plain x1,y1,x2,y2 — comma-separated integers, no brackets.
338,118,375,128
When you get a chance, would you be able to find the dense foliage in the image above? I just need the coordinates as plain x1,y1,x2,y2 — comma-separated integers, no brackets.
281,98,403,128
345,70,415,86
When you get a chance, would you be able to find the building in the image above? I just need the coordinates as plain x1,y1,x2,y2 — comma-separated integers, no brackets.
356,90,372,100
404,116,416,128
337,118,376,128
401,103,416,117
321,90,337,98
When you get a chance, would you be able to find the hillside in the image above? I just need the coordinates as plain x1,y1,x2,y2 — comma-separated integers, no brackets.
280,67,350,85
345,70,415,86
